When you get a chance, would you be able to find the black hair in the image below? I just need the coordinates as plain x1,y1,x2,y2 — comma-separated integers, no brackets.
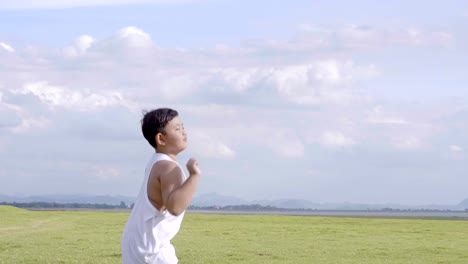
141,108,179,148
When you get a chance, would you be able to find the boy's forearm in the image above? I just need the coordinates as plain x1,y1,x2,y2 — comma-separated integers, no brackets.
167,174,200,215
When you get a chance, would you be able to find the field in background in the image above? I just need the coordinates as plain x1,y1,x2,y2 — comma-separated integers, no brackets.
1,206,468,263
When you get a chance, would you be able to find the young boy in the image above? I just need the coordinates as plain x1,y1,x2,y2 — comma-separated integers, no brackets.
121,108,201,264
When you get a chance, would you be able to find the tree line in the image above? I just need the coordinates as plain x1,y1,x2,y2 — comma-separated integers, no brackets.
2,201,465,211
0,201,129,209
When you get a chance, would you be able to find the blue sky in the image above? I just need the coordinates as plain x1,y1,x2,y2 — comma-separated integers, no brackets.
0,0,467,205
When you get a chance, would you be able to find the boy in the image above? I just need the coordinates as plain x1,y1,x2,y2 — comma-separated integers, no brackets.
121,108,201,264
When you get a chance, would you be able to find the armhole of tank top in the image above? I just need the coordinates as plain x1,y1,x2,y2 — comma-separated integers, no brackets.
144,157,165,213
144,154,179,213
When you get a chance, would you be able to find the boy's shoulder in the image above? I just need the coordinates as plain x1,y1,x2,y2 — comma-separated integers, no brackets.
152,159,183,178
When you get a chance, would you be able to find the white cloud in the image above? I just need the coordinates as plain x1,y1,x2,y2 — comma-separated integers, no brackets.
213,143,236,158
15,81,132,111
0,0,203,9
188,132,236,159
448,145,464,160
210,44,255,58
271,137,305,158
428,31,454,46
365,106,408,125
158,73,204,100
1,27,383,106
339,25,454,48
63,27,154,58
64,35,95,57
95,167,121,180
88,26,155,58
178,104,238,119
268,60,378,104
363,104,443,151
259,128,305,158
210,67,269,93
392,137,424,150
116,27,151,43
319,131,355,148
110,26,153,49
0,42,15,53
0,90,44,133
168,60,377,103
183,108,305,159
261,36,329,52
297,24,454,49
449,145,463,152
11,116,51,134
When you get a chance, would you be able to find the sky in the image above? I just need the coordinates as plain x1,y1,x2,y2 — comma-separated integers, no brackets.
0,0,467,205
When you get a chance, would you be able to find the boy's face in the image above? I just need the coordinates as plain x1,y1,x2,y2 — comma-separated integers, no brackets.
161,116,187,152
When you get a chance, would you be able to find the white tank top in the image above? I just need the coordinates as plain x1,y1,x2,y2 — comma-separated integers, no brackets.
121,152,186,263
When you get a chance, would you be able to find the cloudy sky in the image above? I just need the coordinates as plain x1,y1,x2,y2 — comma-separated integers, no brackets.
0,0,467,205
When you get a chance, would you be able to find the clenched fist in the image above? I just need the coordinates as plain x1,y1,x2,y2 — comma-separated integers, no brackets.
186,158,201,176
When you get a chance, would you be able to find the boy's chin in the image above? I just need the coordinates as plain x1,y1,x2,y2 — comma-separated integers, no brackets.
179,144,188,151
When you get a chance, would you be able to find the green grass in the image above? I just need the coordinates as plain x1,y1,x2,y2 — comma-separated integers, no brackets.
1,206,468,263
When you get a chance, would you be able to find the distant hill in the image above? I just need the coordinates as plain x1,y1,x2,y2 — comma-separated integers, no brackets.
1,193,467,211
191,193,467,211
458,198,468,209
191,192,248,207
0,194,135,205
252,199,323,210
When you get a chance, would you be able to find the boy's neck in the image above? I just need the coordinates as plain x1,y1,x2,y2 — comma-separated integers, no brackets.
155,149,177,161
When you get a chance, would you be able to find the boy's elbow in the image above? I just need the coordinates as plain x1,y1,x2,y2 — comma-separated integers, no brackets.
166,201,185,216
166,195,188,216
168,207,184,216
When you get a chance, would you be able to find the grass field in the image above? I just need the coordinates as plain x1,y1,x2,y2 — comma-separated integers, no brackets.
1,206,468,263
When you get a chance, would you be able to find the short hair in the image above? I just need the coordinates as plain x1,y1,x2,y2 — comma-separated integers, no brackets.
141,108,179,148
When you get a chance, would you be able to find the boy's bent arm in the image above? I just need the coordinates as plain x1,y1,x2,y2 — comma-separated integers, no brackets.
160,162,200,216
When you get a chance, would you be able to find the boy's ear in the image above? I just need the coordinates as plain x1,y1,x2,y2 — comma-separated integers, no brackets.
156,133,166,147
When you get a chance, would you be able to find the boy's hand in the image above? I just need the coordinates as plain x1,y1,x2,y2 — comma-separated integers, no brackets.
186,158,201,176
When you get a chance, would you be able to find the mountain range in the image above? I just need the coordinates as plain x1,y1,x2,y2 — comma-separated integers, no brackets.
1,193,467,210
0,194,135,205
192,193,468,211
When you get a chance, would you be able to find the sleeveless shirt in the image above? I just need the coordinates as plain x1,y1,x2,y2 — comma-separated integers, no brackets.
121,152,186,263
